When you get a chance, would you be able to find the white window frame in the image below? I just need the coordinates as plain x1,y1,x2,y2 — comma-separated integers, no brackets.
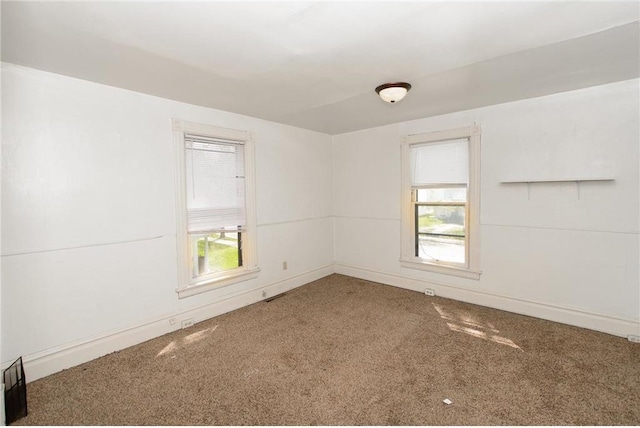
173,119,259,298
400,125,481,280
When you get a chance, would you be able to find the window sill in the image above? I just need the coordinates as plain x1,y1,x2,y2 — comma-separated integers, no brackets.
400,259,481,280
176,267,261,299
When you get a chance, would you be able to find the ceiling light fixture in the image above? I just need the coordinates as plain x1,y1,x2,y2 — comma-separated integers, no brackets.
375,82,412,104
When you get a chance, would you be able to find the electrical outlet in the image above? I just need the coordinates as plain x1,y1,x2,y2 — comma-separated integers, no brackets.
424,288,436,297
628,335,640,343
282,261,288,270
181,319,194,329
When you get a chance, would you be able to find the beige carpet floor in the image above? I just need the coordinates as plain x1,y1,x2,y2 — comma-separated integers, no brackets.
15,274,640,425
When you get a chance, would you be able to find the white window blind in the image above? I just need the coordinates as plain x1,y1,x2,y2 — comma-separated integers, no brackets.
411,138,469,186
184,134,246,233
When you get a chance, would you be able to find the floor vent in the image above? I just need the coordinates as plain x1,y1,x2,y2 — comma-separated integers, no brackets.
265,293,286,302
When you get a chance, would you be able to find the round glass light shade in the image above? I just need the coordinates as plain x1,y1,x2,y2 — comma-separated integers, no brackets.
379,86,408,103
375,82,412,103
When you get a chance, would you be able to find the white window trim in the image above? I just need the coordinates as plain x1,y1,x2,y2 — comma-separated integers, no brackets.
173,119,260,298
400,125,482,280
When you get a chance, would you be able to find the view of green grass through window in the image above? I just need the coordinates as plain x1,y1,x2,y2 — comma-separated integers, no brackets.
192,232,241,277
415,188,466,264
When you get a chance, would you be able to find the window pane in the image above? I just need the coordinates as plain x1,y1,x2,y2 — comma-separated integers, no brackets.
417,235,465,265
417,206,465,235
416,187,467,203
416,205,465,264
191,232,241,277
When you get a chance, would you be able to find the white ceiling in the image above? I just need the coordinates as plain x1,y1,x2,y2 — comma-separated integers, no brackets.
2,1,639,134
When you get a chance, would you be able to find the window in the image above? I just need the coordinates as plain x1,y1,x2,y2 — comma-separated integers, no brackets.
173,120,259,298
400,125,481,279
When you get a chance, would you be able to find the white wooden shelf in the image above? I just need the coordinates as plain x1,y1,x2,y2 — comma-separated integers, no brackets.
500,177,614,200
500,177,614,184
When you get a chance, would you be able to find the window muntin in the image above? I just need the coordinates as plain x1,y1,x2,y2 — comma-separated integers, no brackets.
400,125,481,279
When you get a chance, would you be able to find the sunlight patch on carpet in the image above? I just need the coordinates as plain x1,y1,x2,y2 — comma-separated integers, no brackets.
157,341,178,357
156,325,219,357
433,303,522,350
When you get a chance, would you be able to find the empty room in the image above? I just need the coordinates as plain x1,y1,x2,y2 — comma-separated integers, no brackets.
1,1,639,425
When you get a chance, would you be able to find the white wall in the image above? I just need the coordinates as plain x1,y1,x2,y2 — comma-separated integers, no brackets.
2,63,638,382
1,63,334,379
333,79,640,337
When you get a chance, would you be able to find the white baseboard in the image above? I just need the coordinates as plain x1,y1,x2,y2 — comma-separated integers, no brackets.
334,263,640,338
19,265,334,383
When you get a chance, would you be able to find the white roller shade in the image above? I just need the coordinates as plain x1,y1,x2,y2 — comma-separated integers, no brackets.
185,134,246,233
411,138,468,186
